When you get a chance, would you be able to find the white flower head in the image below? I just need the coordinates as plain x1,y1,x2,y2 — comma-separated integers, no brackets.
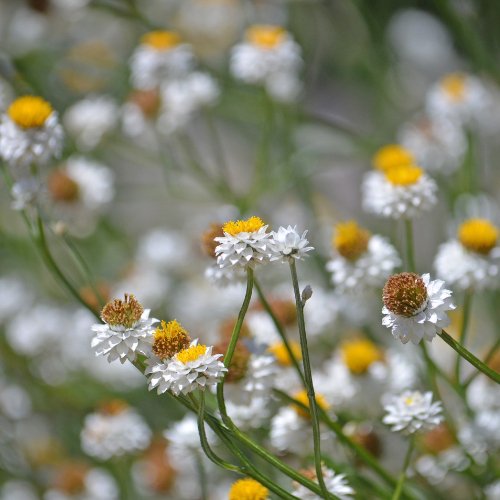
382,273,455,344
81,402,151,459
215,216,276,269
434,218,500,291
327,221,401,292
146,339,226,396
0,95,63,169
91,294,158,363
362,165,437,219
383,390,443,434
292,466,355,500
271,225,314,263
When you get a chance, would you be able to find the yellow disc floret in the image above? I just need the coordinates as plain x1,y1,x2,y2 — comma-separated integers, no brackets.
333,221,371,261
176,344,207,364
458,218,498,255
341,339,384,375
441,73,466,102
8,96,53,129
229,478,269,500
246,25,286,49
268,341,302,367
385,164,423,186
153,320,191,360
222,216,265,236
141,30,181,50
292,390,330,419
373,144,414,173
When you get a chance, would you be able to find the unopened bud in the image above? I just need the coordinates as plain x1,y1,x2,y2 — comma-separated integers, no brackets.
301,285,313,306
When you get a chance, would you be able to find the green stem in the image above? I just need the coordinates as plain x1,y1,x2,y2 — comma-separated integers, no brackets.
404,219,415,273
439,330,500,384
253,278,306,386
288,259,329,499
455,290,473,383
464,338,500,387
391,438,415,500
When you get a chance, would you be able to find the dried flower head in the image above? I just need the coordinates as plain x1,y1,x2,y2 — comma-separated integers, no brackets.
383,273,428,317
48,169,80,202
201,222,224,258
100,294,144,329
52,462,89,495
152,320,191,360
214,338,250,383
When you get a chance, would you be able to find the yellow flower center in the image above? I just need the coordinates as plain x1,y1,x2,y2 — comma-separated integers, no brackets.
229,478,269,500
153,320,191,360
176,344,207,364
404,394,417,406
100,294,144,328
384,164,423,186
441,73,466,102
458,218,498,255
292,390,330,419
8,96,53,129
222,216,265,236
268,341,302,367
341,339,384,375
141,30,181,50
246,25,286,49
333,221,371,261
373,144,414,173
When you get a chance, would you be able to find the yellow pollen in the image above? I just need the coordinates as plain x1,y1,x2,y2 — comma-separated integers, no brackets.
333,221,371,261
176,344,207,364
153,320,191,359
229,478,269,500
141,30,181,50
441,73,466,102
8,96,53,129
246,25,286,49
222,216,265,236
341,339,384,375
292,390,330,419
458,218,498,255
404,395,416,406
373,144,414,173
385,164,423,186
268,341,302,367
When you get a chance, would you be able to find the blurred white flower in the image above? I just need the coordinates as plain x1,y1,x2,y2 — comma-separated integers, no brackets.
292,466,354,499
271,225,314,263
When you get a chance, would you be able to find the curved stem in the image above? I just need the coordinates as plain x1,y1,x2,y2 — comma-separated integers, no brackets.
439,329,500,384
391,438,415,500
455,290,473,383
464,338,500,387
288,259,329,498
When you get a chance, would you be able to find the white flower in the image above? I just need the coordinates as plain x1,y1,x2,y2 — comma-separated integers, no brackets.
270,406,313,454
225,397,272,430
362,167,437,219
146,339,226,396
215,216,276,269
130,31,193,90
383,390,443,434
164,413,216,452
271,225,314,262
327,234,401,292
382,273,455,345
64,96,118,151
91,295,158,364
0,96,63,169
204,264,245,288
292,466,354,500
398,114,466,175
10,177,40,210
81,405,151,459
485,479,500,500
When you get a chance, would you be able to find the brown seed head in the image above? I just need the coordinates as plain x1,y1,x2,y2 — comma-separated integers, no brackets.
141,438,177,493
254,298,297,327
152,320,191,360
48,170,80,202
201,222,224,259
220,317,250,340
214,338,250,383
351,426,382,458
383,273,428,317
420,423,455,454
100,294,144,328
53,462,89,495
129,89,160,117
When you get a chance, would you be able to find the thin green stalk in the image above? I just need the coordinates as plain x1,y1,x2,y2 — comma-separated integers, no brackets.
455,290,473,383
464,338,500,387
404,219,415,272
204,111,230,181
391,438,415,500
439,330,500,383
289,259,329,499
253,278,306,386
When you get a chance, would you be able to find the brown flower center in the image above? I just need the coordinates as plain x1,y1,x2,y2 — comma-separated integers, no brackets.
48,170,80,202
201,222,225,259
383,273,428,317
100,294,144,328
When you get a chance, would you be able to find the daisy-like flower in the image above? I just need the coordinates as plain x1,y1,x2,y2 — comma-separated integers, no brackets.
130,31,193,90
270,225,314,263
215,216,276,269
0,95,63,169
292,466,354,500
382,273,456,344
434,218,500,291
230,25,302,102
228,478,269,500
383,390,443,434
326,221,401,292
81,401,152,460
398,113,466,175
362,164,437,219
146,339,226,396
426,72,490,127
91,294,158,363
